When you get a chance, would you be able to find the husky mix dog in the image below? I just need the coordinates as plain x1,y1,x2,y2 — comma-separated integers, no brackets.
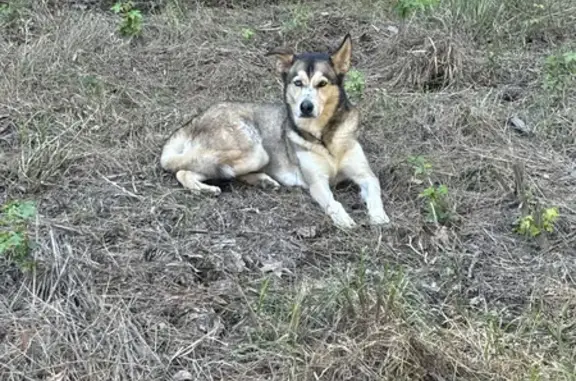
160,34,390,229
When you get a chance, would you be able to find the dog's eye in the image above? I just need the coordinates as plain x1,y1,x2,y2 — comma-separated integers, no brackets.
293,79,303,87
317,80,328,88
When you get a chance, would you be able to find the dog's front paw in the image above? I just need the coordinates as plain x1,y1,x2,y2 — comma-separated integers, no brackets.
369,210,390,225
333,214,357,229
327,203,357,230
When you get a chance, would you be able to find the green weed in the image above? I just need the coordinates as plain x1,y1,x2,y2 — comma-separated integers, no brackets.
543,51,576,94
344,68,365,98
515,206,559,238
0,1,20,25
281,4,310,33
408,155,452,224
0,199,37,271
0,2,11,17
256,276,270,314
419,184,451,224
528,364,542,381
247,259,427,348
241,27,255,40
111,1,143,37
408,155,432,177
394,0,439,19
80,74,104,96
412,0,565,45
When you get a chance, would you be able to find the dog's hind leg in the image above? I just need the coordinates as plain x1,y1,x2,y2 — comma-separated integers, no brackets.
176,170,222,196
228,144,269,174
229,144,280,189
238,173,280,189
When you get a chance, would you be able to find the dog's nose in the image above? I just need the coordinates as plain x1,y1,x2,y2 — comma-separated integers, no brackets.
300,100,314,117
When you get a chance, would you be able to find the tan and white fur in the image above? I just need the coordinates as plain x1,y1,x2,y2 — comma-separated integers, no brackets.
160,34,390,229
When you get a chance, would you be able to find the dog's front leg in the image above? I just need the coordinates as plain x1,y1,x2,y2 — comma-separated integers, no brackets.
340,142,390,225
297,151,356,229
308,179,357,229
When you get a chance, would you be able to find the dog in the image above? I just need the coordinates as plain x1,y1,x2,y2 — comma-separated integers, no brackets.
160,34,390,229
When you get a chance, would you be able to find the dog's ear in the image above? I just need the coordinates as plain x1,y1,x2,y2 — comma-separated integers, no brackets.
266,47,294,74
330,33,352,75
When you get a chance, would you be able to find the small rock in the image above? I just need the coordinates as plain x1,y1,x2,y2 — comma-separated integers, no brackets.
410,177,424,185
294,226,317,238
223,250,246,273
507,116,532,135
386,25,399,35
260,260,291,277
470,296,484,308
422,281,440,292
173,370,193,381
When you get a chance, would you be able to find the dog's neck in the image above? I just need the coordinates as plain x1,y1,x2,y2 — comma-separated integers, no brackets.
295,118,329,141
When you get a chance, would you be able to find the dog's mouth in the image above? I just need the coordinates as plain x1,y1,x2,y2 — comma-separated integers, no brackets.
291,107,318,120
298,114,315,119
294,108,319,120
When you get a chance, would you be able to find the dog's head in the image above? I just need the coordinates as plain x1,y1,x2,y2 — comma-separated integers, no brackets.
267,34,353,126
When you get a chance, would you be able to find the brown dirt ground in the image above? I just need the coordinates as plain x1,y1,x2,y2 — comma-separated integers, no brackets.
1,1,576,380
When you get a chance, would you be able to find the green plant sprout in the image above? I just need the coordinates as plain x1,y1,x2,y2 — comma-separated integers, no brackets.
111,1,143,37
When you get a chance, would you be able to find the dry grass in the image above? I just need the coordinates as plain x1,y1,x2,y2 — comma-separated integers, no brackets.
1,0,576,380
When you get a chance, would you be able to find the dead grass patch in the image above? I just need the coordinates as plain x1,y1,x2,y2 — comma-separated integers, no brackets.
385,28,475,91
1,1,575,381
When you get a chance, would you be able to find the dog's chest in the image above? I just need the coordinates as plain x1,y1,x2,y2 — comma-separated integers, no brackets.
295,148,338,179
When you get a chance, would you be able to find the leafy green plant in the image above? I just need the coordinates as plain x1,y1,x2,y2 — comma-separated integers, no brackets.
543,51,576,94
0,2,18,24
393,0,439,19
241,27,255,40
0,200,36,270
111,1,143,37
419,184,451,224
80,74,104,96
0,3,10,15
515,207,559,238
281,5,310,33
344,68,366,98
408,155,432,177
408,155,452,224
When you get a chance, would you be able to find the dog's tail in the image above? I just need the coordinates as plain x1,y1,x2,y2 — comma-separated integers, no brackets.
160,137,193,172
